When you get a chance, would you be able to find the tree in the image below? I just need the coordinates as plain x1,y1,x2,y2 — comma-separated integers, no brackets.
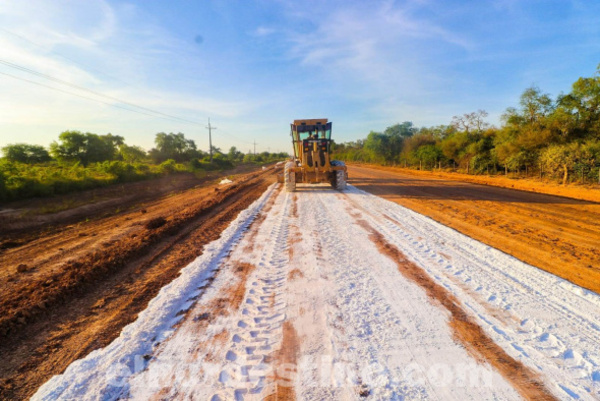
50,131,122,165
451,110,490,134
519,87,554,124
227,146,243,162
540,143,576,185
556,66,600,139
441,132,470,165
402,132,437,166
364,131,390,163
1,143,51,163
415,144,443,169
151,132,199,162
119,144,147,162
384,121,417,138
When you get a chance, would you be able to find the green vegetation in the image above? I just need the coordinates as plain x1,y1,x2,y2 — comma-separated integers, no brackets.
0,132,287,202
333,66,600,185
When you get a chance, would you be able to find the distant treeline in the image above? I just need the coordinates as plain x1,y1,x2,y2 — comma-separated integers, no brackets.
0,131,287,201
333,66,600,185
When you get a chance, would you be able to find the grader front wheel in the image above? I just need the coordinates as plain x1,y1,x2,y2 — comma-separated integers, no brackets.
284,162,296,192
330,160,347,191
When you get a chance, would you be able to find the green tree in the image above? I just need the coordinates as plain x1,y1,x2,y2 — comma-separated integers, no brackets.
519,87,554,124
540,143,576,184
119,144,147,162
1,143,51,163
415,144,443,169
384,121,417,138
440,131,470,166
50,131,122,165
364,131,390,163
556,66,600,139
227,146,243,162
151,132,199,162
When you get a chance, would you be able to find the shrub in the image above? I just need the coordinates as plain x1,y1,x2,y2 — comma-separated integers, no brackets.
99,161,136,181
159,159,177,174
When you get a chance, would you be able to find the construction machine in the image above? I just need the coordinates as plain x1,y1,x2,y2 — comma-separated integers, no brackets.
282,119,347,192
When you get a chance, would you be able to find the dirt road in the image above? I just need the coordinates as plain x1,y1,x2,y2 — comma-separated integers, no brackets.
348,165,600,294
34,183,600,400
0,167,276,400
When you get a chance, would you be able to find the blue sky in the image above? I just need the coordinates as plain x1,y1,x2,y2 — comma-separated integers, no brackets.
1,0,599,153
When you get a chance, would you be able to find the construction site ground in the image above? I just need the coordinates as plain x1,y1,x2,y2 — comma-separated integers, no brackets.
0,166,276,400
2,164,599,400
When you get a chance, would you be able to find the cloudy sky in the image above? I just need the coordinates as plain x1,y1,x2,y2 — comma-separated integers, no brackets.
1,0,599,153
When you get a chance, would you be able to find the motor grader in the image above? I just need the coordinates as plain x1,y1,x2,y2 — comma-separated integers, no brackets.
281,119,347,192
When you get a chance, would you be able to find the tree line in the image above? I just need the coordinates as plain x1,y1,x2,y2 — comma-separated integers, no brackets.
333,65,600,185
0,131,287,201
2,131,286,165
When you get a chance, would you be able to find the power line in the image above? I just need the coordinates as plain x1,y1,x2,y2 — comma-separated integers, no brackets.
0,59,206,126
2,69,257,151
216,128,254,145
0,71,178,120
0,27,134,89
0,30,257,149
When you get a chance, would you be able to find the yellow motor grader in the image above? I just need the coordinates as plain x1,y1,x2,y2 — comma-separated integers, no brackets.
281,119,347,192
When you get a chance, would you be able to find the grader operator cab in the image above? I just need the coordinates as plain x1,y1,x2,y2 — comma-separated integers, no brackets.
283,119,347,192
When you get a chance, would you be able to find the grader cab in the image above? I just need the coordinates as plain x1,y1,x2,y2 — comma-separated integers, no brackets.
282,119,347,192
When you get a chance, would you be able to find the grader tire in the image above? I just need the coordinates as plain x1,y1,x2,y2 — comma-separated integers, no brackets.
330,160,347,191
284,162,296,192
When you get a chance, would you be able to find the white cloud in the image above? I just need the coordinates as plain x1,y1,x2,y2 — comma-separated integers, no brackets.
252,26,276,37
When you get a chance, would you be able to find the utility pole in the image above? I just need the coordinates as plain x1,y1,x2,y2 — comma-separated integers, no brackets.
205,118,217,162
253,140,257,155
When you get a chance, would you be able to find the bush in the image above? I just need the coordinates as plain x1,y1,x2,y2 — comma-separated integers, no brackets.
188,158,204,171
159,159,177,174
134,163,151,174
99,161,136,181
0,171,7,201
